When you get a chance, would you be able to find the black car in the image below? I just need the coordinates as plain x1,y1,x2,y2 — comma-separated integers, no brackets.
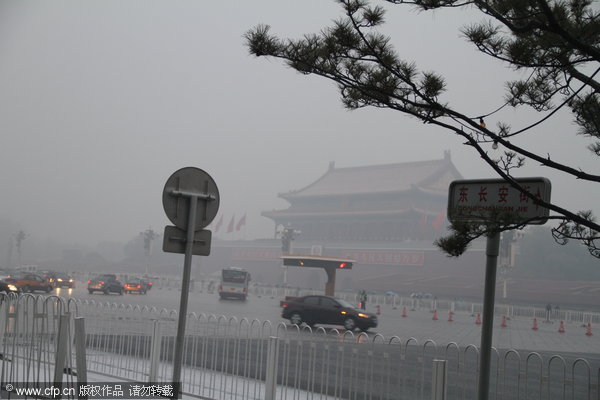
51,272,75,289
88,274,123,295
282,295,378,332
0,280,21,295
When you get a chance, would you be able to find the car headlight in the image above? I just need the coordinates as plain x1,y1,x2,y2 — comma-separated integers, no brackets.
7,284,18,292
358,313,369,318
57,278,63,282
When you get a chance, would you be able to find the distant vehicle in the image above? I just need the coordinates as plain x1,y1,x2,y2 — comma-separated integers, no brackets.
0,280,21,295
219,267,251,300
87,274,123,295
52,272,75,289
123,279,149,294
0,270,12,281
281,295,378,332
140,277,153,291
410,292,433,299
40,270,56,283
5,272,53,293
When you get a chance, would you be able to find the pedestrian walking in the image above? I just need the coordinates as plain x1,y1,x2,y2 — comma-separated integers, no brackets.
359,289,368,310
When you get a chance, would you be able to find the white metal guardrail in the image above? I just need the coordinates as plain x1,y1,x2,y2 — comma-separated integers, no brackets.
0,295,598,400
0,294,83,399
73,299,599,400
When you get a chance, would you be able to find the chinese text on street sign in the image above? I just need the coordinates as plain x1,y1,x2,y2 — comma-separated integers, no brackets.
448,177,551,224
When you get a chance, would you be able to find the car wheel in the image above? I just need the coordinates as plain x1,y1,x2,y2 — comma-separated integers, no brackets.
343,318,357,331
289,312,303,326
23,286,30,293
88,290,94,294
118,289,123,295
103,289,109,295
46,286,52,293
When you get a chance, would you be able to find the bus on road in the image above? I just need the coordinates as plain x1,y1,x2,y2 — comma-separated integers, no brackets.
219,267,251,300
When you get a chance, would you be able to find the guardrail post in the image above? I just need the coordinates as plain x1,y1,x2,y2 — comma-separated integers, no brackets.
149,319,162,382
74,317,88,386
265,336,280,400
54,313,71,384
431,359,447,400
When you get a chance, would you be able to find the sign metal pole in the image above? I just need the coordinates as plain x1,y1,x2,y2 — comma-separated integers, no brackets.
477,231,500,400
172,194,198,397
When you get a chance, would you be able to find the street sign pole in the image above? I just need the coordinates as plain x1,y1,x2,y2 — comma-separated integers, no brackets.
161,167,220,400
478,232,499,400
171,194,197,396
447,177,552,400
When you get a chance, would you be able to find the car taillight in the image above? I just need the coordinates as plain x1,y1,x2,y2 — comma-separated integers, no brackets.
87,280,90,284
243,288,247,294
148,282,153,286
100,281,104,285
282,302,288,308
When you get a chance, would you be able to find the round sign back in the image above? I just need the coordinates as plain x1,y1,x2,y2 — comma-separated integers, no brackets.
162,167,220,231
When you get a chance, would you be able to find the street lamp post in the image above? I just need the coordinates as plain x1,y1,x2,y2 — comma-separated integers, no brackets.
280,225,300,296
141,228,157,276
15,231,26,268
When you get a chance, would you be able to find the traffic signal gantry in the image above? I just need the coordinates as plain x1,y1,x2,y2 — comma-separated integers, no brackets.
281,255,355,296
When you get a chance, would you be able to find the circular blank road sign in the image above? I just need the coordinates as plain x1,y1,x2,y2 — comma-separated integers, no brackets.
162,167,220,231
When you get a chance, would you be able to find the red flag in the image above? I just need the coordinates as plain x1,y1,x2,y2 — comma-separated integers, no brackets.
431,209,446,231
227,215,235,233
236,214,246,231
214,215,223,233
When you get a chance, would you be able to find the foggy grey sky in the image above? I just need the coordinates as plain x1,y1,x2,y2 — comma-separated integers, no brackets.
0,1,597,247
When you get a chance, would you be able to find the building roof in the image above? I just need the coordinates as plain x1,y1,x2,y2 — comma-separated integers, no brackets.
280,152,462,200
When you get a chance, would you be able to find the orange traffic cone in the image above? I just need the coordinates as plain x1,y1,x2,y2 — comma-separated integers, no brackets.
376,305,381,316
432,310,438,321
448,311,454,322
501,315,507,328
475,313,481,325
586,323,593,336
532,318,539,331
401,306,408,318
558,320,565,333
